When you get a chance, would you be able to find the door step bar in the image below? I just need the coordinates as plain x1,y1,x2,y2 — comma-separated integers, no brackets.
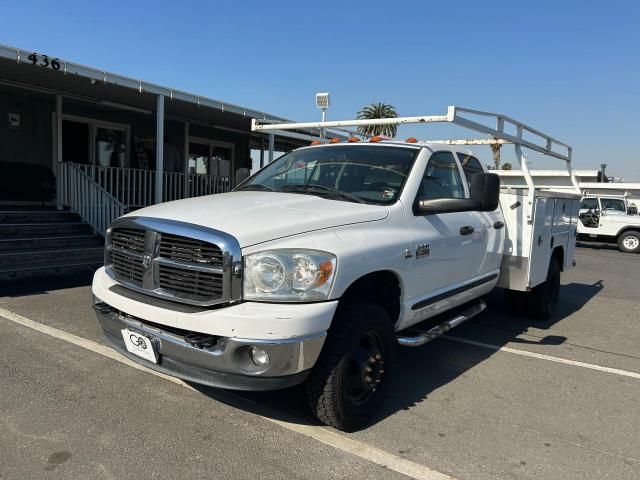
396,300,487,347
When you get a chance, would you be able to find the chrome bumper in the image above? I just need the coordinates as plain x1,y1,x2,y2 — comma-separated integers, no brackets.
93,298,326,391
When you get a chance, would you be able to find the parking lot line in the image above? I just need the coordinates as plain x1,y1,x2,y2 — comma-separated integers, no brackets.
443,335,640,379
0,306,455,480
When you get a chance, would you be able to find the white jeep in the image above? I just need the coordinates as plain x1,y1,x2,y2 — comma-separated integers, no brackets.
92,107,580,430
577,194,640,253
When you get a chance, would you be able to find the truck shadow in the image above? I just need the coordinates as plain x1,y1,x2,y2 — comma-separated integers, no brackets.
192,280,604,431
0,271,96,298
576,241,619,251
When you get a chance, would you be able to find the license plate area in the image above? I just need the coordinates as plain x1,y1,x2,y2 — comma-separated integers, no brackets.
121,328,158,364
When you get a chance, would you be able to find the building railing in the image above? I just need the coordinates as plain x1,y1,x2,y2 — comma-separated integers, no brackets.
58,163,231,236
73,163,231,207
59,162,126,236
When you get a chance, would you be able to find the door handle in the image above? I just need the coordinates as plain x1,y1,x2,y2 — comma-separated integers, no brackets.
460,226,474,236
493,221,505,230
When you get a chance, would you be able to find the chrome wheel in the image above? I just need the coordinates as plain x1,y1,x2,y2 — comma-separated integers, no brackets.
623,235,640,250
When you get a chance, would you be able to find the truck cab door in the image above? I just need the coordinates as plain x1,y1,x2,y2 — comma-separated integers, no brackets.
598,197,628,236
578,197,601,232
458,154,504,280
403,151,479,319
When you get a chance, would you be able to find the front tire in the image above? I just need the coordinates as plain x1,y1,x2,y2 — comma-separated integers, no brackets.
618,230,640,254
306,302,396,432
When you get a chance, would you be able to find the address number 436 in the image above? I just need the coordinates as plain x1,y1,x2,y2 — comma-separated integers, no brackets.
27,53,61,71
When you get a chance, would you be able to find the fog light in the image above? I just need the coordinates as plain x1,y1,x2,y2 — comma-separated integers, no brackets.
251,346,270,367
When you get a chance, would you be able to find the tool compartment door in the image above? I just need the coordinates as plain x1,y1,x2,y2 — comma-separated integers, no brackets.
562,198,580,269
527,196,554,288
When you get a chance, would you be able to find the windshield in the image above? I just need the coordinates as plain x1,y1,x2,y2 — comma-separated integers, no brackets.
237,145,420,204
601,198,626,213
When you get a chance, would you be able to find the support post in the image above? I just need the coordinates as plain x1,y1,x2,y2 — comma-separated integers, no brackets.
55,94,63,210
155,95,165,204
515,129,535,225
260,137,265,168
268,133,274,163
566,147,581,195
183,120,190,198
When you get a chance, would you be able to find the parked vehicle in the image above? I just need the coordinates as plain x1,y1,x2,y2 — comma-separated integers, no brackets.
578,194,640,253
92,106,580,431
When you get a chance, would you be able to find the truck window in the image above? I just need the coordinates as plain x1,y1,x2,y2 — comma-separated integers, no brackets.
600,198,626,212
457,153,484,185
420,151,465,200
580,198,599,210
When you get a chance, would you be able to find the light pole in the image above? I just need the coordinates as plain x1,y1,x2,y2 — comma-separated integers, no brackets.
315,92,330,140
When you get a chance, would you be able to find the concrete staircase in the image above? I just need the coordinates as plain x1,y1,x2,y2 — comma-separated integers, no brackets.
0,208,104,281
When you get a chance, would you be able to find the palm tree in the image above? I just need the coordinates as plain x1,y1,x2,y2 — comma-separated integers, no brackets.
502,162,512,170
490,141,502,170
357,102,398,137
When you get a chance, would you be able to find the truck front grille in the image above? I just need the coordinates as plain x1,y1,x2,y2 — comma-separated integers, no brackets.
159,233,224,266
158,264,224,298
105,218,242,307
109,228,146,285
157,233,225,301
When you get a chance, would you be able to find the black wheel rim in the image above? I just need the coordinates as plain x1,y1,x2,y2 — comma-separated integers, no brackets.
346,331,386,405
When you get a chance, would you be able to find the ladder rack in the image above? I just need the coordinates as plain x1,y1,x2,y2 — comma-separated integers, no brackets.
252,105,581,223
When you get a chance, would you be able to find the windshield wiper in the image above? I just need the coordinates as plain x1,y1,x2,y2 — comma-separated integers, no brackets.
280,184,366,203
235,183,274,192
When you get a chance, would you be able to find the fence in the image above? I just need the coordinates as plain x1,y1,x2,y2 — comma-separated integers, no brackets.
74,164,231,207
59,162,126,235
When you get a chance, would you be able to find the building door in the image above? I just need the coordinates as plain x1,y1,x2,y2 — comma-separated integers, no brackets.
60,114,129,167
95,127,126,167
212,145,232,179
188,137,234,191
188,142,210,174
61,120,90,164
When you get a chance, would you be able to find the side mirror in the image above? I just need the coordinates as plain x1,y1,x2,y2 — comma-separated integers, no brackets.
414,173,500,215
469,172,500,212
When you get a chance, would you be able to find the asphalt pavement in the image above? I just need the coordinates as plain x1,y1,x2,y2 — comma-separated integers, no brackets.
0,245,638,480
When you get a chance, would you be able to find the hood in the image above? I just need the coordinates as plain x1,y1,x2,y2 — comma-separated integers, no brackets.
127,191,389,247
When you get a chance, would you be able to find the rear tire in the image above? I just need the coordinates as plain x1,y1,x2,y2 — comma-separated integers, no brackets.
527,257,561,320
617,230,640,254
306,302,396,432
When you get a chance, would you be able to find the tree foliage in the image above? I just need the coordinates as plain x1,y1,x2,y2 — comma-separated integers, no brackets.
356,102,399,137
491,141,502,170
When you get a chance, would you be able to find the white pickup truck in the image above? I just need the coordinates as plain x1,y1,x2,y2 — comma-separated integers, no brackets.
577,194,640,253
92,106,580,431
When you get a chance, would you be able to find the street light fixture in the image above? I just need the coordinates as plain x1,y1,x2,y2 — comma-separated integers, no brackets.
315,92,330,139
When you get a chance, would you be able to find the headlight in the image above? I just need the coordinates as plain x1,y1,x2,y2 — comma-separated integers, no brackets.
244,249,337,302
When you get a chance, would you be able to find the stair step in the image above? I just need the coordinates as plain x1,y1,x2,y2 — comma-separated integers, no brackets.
0,246,104,269
0,211,81,224
0,259,103,282
0,235,104,252
0,223,93,238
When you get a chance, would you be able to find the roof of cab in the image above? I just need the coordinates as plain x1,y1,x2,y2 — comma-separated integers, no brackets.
295,139,474,156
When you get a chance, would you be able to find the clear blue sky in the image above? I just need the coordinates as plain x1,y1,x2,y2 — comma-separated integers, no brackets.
3,0,639,179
